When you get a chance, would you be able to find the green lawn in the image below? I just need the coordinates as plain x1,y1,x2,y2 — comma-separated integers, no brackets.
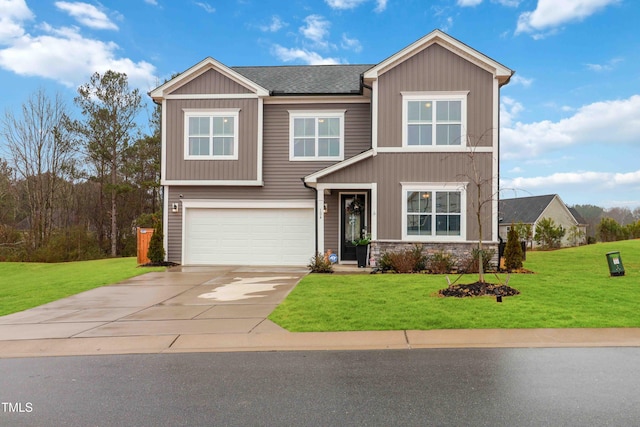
269,240,640,331
0,258,165,316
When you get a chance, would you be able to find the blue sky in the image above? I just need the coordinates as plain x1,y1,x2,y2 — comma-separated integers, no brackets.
1,0,639,208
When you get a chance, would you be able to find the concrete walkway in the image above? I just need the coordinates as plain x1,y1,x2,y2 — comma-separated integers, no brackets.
1,267,640,358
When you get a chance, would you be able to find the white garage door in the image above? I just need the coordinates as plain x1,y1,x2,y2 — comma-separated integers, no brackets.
184,207,315,266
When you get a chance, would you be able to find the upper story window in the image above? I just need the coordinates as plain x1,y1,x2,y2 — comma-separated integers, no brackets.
402,92,467,148
402,183,466,242
184,109,239,160
289,110,345,161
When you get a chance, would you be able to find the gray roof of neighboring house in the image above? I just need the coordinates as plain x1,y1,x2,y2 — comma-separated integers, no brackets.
499,194,556,225
568,207,587,225
232,64,375,95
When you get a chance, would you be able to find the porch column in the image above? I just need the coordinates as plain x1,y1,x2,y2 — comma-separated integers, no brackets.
317,188,325,255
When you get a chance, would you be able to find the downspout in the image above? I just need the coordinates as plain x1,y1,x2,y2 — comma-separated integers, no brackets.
360,75,374,150
302,178,319,254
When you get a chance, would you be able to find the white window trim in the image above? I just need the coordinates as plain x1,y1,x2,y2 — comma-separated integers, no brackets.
288,110,345,161
401,182,467,242
401,92,468,151
183,108,240,160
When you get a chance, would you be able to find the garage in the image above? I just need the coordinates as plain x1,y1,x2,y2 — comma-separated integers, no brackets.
182,202,315,266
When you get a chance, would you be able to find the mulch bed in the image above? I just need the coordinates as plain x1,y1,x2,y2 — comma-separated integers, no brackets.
439,281,520,298
139,261,180,267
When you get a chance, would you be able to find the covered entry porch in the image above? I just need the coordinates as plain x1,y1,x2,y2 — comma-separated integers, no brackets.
315,183,377,264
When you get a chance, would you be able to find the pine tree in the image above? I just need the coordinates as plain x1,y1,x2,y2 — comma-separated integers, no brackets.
504,224,523,271
147,224,165,264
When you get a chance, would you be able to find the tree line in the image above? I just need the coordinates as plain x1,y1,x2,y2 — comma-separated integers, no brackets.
572,205,640,243
0,71,161,262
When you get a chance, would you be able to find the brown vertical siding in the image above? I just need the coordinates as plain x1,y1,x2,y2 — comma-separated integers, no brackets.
165,101,371,262
165,98,258,181
317,152,494,241
171,69,252,95
377,43,494,148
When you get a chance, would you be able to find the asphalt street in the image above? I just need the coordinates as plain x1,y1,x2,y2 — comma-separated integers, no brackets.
1,347,639,426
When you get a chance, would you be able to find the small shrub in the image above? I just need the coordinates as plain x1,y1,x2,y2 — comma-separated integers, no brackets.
308,253,333,273
380,245,426,273
147,227,165,264
378,252,391,271
429,250,455,274
465,248,496,273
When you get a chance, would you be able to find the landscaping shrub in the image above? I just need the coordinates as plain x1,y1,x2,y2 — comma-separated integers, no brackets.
147,225,165,264
466,248,496,273
380,245,426,273
428,250,455,274
308,253,333,273
503,225,523,271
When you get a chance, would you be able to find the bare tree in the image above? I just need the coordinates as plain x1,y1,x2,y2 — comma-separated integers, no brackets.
459,130,498,283
1,89,74,250
67,71,142,256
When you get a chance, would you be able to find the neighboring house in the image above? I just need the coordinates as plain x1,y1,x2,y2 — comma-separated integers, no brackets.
499,194,587,248
149,30,513,266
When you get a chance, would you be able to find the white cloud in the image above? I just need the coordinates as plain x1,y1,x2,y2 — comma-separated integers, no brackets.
501,95,640,160
144,0,158,5
502,170,640,190
272,45,341,65
458,0,520,6
0,0,34,42
300,15,331,49
510,74,533,87
260,15,285,32
440,16,454,32
0,23,156,91
55,2,118,30
325,0,368,9
341,34,362,53
585,57,623,72
516,0,620,35
194,1,215,13
500,96,524,127
325,0,387,12
374,0,388,12
495,0,520,6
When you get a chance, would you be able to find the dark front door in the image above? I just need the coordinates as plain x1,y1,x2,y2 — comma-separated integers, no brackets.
341,194,366,261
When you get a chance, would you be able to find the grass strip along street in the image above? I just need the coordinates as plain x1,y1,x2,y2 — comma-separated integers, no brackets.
269,240,640,332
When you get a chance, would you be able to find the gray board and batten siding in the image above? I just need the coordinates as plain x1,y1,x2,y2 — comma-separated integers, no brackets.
317,152,494,242
164,98,259,181
377,43,494,148
165,102,371,263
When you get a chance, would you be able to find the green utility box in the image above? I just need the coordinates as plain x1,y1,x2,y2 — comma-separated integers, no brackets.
605,251,625,277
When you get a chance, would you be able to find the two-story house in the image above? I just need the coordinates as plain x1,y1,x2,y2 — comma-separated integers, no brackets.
149,30,513,267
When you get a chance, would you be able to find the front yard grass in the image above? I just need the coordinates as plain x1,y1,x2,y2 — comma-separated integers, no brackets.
269,240,640,331
0,258,165,316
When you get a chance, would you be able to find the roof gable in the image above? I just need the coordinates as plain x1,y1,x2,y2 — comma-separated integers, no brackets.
149,57,269,101
363,29,513,85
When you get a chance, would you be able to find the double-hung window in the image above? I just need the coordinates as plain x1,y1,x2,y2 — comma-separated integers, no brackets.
402,92,467,147
289,111,345,161
402,184,466,241
184,109,239,160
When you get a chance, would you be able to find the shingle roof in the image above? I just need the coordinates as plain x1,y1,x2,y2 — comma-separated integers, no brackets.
568,207,587,225
232,64,374,95
499,194,556,224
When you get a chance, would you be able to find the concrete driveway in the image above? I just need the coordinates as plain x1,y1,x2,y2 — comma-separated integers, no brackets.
0,266,309,356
